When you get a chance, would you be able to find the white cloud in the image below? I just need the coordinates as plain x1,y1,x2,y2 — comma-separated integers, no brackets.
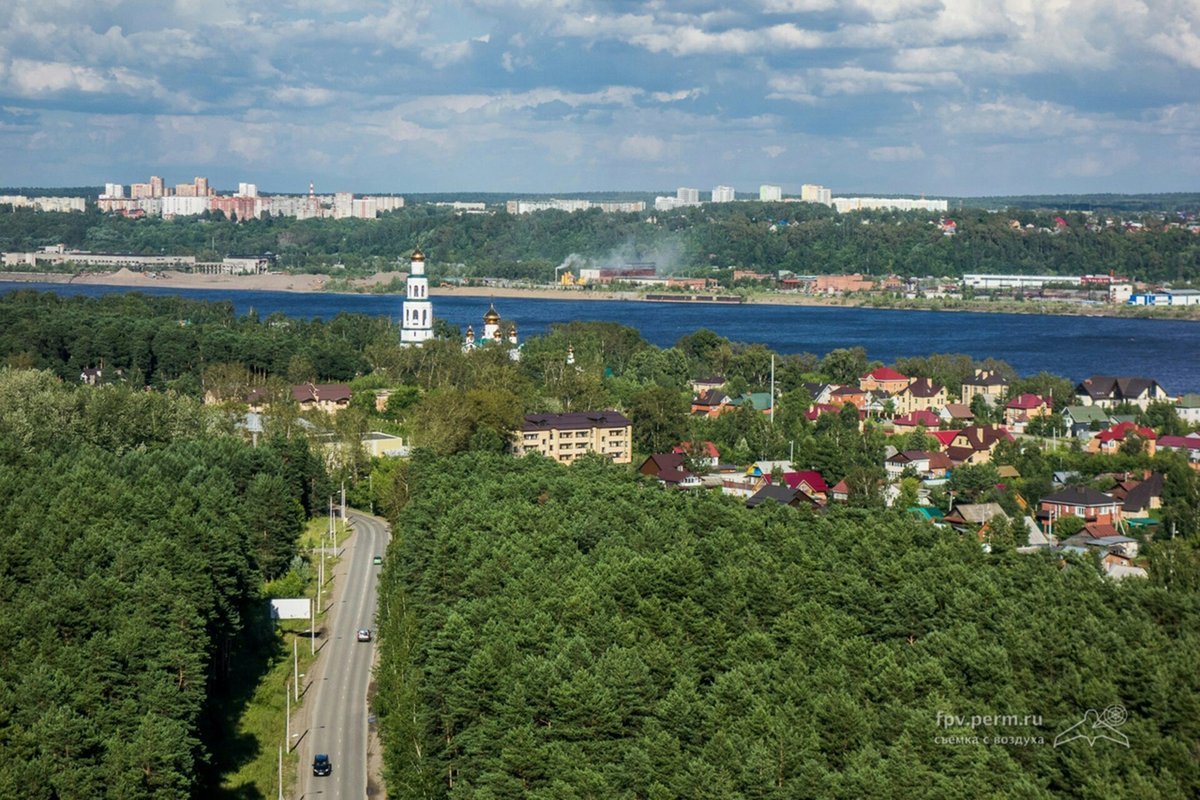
650,88,703,103
809,66,961,95
868,144,924,161
1148,15,1200,69
941,96,1098,138
619,134,668,161
762,144,786,157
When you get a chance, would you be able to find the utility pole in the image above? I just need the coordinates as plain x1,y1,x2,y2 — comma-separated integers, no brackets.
293,639,299,700
277,745,284,800
770,354,776,425
340,481,346,523
310,600,315,655
285,688,290,747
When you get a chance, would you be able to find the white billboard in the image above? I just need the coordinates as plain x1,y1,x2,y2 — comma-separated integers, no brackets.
270,598,312,620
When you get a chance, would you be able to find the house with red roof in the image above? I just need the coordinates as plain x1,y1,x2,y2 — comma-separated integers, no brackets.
1089,421,1157,456
1158,433,1200,468
859,366,910,394
891,409,942,432
828,479,850,503
782,470,829,501
828,385,867,409
1004,393,1051,426
672,441,720,468
930,430,960,450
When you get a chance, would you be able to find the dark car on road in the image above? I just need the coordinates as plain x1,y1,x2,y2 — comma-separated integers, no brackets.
313,753,332,776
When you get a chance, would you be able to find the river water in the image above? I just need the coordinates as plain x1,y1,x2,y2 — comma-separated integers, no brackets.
3,281,1198,392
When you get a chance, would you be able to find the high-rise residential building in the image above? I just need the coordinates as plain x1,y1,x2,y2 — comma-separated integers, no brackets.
196,177,210,196
759,184,782,202
831,196,948,213
801,184,832,205
149,176,164,197
677,187,700,204
102,183,125,199
400,249,433,347
236,182,258,198
711,185,735,203
333,192,353,219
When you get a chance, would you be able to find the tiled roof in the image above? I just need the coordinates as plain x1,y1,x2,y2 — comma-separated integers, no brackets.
862,366,908,381
1095,421,1156,443
1123,473,1163,512
904,377,945,398
783,470,828,493
292,383,352,403
523,410,631,431
1076,375,1164,401
893,409,942,427
1006,393,1047,409
1041,486,1117,507
963,371,1009,387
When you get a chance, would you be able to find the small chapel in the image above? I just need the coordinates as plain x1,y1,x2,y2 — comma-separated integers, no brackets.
463,302,521,361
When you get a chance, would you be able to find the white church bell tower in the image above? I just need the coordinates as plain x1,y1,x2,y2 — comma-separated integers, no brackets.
400,248,433,346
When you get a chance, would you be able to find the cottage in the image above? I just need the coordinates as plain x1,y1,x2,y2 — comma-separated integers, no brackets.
1075,375,1170,410
292,383,353,414
1062,405,1112,438
1174,393,1200,425
859,366,910,395
893,377,949,415
945,424,1012,465
671,440,721,469
782,470,829,500
691,389,733,418
638,453,701,489
1004,393,1051,426
1039,487,1122,530
1158,433,1200,467
961,369,1009,407
1089,421,1157,456
745,484,818,509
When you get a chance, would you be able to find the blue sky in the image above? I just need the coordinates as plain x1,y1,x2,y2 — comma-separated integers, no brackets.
1,0,1198,196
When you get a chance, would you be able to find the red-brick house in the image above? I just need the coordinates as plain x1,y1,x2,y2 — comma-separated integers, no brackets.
859,366,910,394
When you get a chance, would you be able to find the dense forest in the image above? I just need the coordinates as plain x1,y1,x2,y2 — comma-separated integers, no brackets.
375,453,1200,799
3,291,1198,531
0,369,327,798
2,198,1199,283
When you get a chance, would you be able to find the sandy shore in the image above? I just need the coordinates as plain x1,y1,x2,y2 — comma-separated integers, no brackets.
0,269,834,305
2,269,1194,319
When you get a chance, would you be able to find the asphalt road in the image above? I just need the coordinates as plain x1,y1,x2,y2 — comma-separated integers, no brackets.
299,511,388,799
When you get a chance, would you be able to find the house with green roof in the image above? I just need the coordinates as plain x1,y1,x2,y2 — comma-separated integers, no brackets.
1062,405,1112,438
731,392,773,415
1176,393,1200,426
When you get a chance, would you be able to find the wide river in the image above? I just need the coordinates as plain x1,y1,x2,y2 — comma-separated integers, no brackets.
4,281,1199,392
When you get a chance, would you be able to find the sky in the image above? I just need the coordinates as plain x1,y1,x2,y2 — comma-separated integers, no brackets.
1,1,1198,197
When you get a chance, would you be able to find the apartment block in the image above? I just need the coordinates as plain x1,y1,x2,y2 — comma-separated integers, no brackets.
512,411,633,464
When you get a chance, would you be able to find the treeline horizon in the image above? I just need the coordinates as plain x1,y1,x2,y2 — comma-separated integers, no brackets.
2,195,1200,284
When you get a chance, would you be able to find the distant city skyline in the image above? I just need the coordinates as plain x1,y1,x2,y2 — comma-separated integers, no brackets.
0,2,1197,196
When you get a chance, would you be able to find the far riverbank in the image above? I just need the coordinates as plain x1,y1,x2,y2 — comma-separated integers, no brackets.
1,269,1195,321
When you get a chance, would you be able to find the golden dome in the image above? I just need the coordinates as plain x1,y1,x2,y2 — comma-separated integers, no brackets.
483,302,501,324
411,248,425,261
